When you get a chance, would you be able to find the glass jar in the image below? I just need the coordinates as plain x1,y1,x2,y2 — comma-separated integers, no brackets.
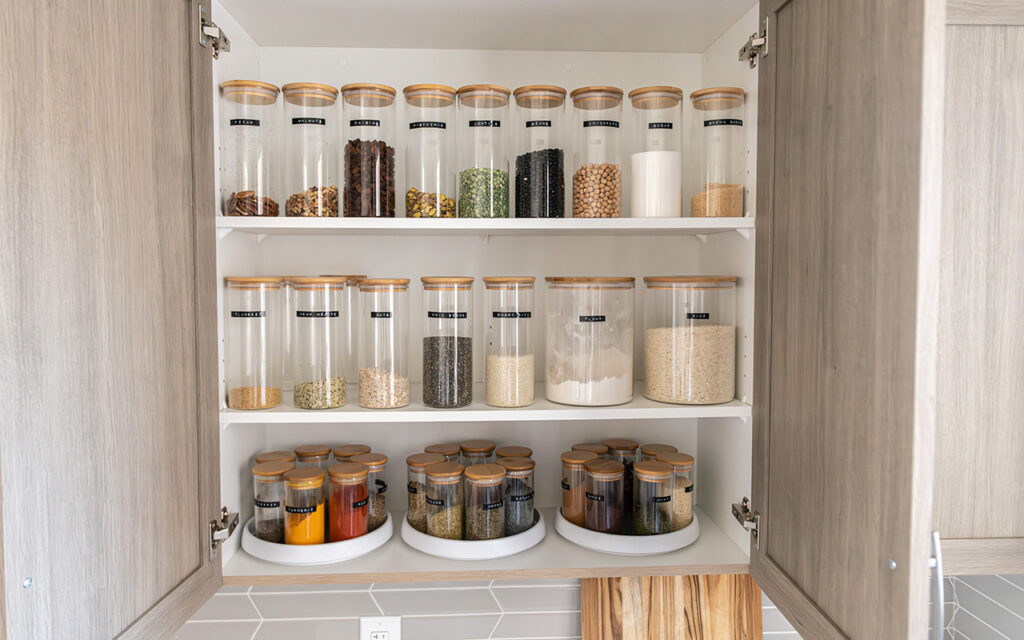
460,440,496,466
483,277,535,408
545,277,635,406
456,84,510,218
328,462,369,541
424,443,460,463
254,450,296,465
495,445,532,460
690,87,746,217
357,279,410,408
284,467,326,545
333,443,371,464
319,274,367,388
225,277,283,410
282,82,339,217
465,464,505,540
570,86,623,218
561,450,598,527
633,461,674,535
406,452,445,532
281,276,302,392
584,459,624,533
290,277,348,409
513,85,566,218
571,442,608,458
404,84,457,218
220,80,280,217
639,443,677,463
628,86,683,218
252,460,293,543
603,438,639,515
657,452,695,530
341,83,397,218
643,276,737,404
425,462,465,540
497,456,535,536
294,445,332,474
351,452,388,532
421,277,474,408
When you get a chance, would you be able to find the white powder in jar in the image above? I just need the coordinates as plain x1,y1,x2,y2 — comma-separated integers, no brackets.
485,353,534,407
546,375,633,406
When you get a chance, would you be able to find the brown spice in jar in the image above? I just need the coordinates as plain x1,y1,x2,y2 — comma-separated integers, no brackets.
572,163,621,217
344,139,396,217
227,190,279,217
286,185,339,217
690,183,743,217
229,386,282,410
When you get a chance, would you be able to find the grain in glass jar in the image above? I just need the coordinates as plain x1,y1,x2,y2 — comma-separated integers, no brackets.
220,80,280,217
252,460,293,543
290,277,348,409
690,87,746,217
225,277,283,410
561,450,599,527
497,456,535,536
513,85,566,218
284,467,326,545
406,452,445,532
254,450,296,465
282,83,339,217
570,86,623,218
657,452,694,530
603,438,639,514
571,442,608,458
319,274,367,390
456,85,510,218
421,277,474,408
460,440,496,466
404,84,456,218
341,83,397,217
628,86,682,218
639,443,677,463
350,452,388,531
584,458,624,533
633,461,673,535
424,443,461,463
425,462,465,540
328,462,368,541
333,443,371,464
465,464,505,540
495,445,532,460
357,278,410,408
483,277,535,408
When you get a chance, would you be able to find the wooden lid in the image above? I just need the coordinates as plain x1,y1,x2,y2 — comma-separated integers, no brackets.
421,276,474,290
561,450,600,465
254,450,296,464
225,276,284,286
457,84,511,108
333,444,371,459
570,86,623,110
465,463,505,481
460,439,496,453
690,87,745,112
545,276,635,286
357,278,410,288
294,444,331,458
406,452,446,469
689,86,746,100
350,452,388,467
425,461,465,478
328,462,369,480
634,460,673,480
584,458,624,477
513,85,566,108
282,82,338,107
252,460,294,477
640,443,678,458
284,467,325,487
289,276,348,289
643,275,737,284
497,456,535,472
319,274,369,284
341,83,397,107
656,452,695,468
425,443,460,457
458,84,511,96
602,438,639,452
483,276,535,289
221,80,280,105
495,445,532,459
404,84,456,108
571,443,608,455
628,86,683,110
221,79,280,93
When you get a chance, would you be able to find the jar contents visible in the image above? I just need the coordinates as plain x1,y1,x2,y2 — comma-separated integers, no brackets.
406,452,445,532
344,140,396,216
658,452,695,530
358,279,410,409
483,276,535,408
229,387,282,410
570,87,623,218
460,440,496,467
290,276,348,409
359,367,410,408
690,87,746,218
465,464,505,540
407,188,456,218
253,460,293,543
459,168,509,218
351,452,388,531
424,443,461,463
603,438,638,515
284,467,326,545
286,185,339,217
328,462,369,541
498,457,535,536
639,443,677,463
282,83,339,217
572,163,621,218
426,462,465,540
456,85,510,218
628,86,683,218
584,458,624,533
513,86,566,218
220,80,280,217
561,450,599,526
633,461,674,535
225,277,283,410
422,277,474,409
404,84,457,217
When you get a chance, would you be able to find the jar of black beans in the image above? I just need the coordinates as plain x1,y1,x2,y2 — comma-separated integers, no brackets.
512,85,567,218
421,277,474,409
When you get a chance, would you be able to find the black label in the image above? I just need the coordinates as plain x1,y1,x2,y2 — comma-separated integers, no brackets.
579,315,605,322
410,121,446,130
652,495,672,503
686,312,711,320
685,484,694,493
509,492,534,503
350,119,380,127
704,118,743,127
425,497,445,506
231,310,265,318
482,500,504,511
292,117,326,125
586,492,605,502
583,120,619,128
469,120,501,127
254,499,280,509
492,311,531,319
285,505,319,514
561,482,571,491
376,479,387,494
526,120,551,128
648,122,673,129
428,311,467,319
352,498,369,509
230,118,260,127
370,311,392,319
297,310,340,318
407,482,419,494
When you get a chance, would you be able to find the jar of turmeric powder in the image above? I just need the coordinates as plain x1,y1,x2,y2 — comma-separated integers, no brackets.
284,467,326,545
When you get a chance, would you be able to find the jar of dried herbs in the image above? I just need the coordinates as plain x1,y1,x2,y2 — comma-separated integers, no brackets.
465,464,505,540
633,460,673,535
657,451,695,530
350,452,388,532
497,456,535,536
561,449,598,527
253,460,294,543
424,443,461,463
639,443,677,463
426,462,465,540
284,467,326,545
460,440,496,466
406,452,445,533
584,458,624,534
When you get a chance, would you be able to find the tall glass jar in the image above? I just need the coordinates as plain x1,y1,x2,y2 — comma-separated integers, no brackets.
643,276,737,404
570,443,608,458
513,85,566,218
460,440,496,466
690,87,746,217
628,86,682,218
421,277,474,408
465,464,505,540
283,467,326,545
639,443,677,463
404,84,456,218
657,452,695,530
357,278,410,408
225,277,283,410
220,80,280,217
633,461,674,535
497,456,535,536
281,276,302,392
584,459,624,533
495,445,532,460
561,450,598,526
319,274,367,388
425,462,465,540
424,443,460,463
570,86,623,218
351,452,388,532
483,277,535,408
341,83,397,217
252,460,293,543
545,277,634,406
328,462,369,541
456,85,510,218
290,277,348,409
282,83,339,217
406,452,445,532
333,443,371,463
603,438,639,515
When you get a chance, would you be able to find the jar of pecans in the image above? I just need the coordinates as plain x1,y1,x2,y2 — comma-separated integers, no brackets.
220,80,280,217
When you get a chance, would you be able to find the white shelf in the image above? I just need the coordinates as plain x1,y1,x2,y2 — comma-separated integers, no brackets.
220,383,751,425
222,507,749,585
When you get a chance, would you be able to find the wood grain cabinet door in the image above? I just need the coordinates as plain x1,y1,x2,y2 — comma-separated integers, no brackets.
749,0,945,638
0,0,219,638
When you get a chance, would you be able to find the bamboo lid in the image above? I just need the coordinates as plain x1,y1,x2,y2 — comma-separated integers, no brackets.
406,452,446,469
425,443,460,457
282,82,338,107
421,276,474,290
404,84,456,108
319,274,369,284
570,86,623,110
357,278,410,289
252,460,294,477
254,450,296,464
284,467,325,487
328,462,369,481
457,84,511,108
350,452,388,468
689,86,746,100
341,83,397,107
640,443,678,458
333,444,371,459
561,450,600,466
628,86,683,110
634,460,673,480
545,276,635,288
460,440,496,453
571,443,608,455
425,461,465,478
495,445,532,459
221,80,280,105
289,276,348,289
225,276,284,288
690,86,745,111
513,85,567,108
497,456,535,472
602,438,639,452
643,275,737,284
483,276,536,289
465,463,505,481
584,458,624,477
294,444,331,458
656,452,695,468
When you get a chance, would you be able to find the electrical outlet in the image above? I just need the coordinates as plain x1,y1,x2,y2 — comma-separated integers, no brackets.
360,616,401,640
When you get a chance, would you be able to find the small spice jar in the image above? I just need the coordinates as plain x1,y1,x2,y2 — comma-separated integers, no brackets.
333,443,371,464
284,467,326,545
483,277,535,408
633,460,674,535
252,460,294,543
406,452,445,532
457,84,511,218
628,86,683,218
225,277,283,410
465,464,506,540
290,277,348,409
357,278,410,409
460,440,496,466
254,450,296,465
425,462,465,540
584,458,625,534
495,445,533,460
421,277,474,409
561,450,599,527
404,84,457,218
657,452,695,530
350,452,388,532
513,85,566,218
643,276,737,405
570,86,623,218
639,443,678,463
603,438,639,514
220,80,280,217
690,87,746,217
497,456,535,536
571,443,608,458
294,445,332,474
424,443,460,463
341,83,397,217
282,83,339,217
328,462,369,541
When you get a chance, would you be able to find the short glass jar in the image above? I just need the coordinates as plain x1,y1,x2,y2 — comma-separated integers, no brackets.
350,452,388,532
253,460,294,543
633,460,674,535
512,85,566,218
603,438,639,514
220,80,280,217
283,467,326,545
570,86,623,218
225,277,283,410
406,452,445,533
424,443,461,463
341,83,397,218
290,276,348,409
639,443,677,463
497,456,535,536
294,444,332,474
561,450,599,527
460,440,496,466
657,452,695,530
456,84,510,218
333,443,371,464
421,277,474,409
483,277,535,408
465,464,506,540
357,278,410,409
281,82,339,217
425,462,465,540
404,84,456,218
495,445,532,460
327,462,369,541
255,450,296,465
584,458,624,533
628,86,683,218
571,443,608,458
690,87,746,217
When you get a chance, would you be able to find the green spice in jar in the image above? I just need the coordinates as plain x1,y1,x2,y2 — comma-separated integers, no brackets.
458,168,509,218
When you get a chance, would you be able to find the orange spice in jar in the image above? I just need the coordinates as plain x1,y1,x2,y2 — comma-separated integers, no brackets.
560,449,598,526
284,467,325,544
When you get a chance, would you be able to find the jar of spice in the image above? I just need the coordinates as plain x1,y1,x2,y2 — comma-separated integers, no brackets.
421,277,474,408
225,277,283,410
254,450,296,465
483,277,535,408
406,452,445,533
253,460,293,543
643,276,737,404
328,462,369,541
333,443,371,464
584,458,624,533
602,438,639,514
357,278,410,408
404,84,456,218
281,83,339,217
639,443,678,462
350,452,388,532
457,84,510,218
545,277,635,406
633,460,673,535
460,440,496,466
495,445,532,460
341,83,397,217
690,87,746,217
319,274,367,393
424,443,461,463
284,467,326,545
571,442,608,458
220,80,280,217
426,462,465,540
561,450,599,527
465,464,505,540
628,86,683,218
570,86,623,218
657,452,694,530
513,85,566,218
497,456,535,536
290,277,348,409
294,445,332,473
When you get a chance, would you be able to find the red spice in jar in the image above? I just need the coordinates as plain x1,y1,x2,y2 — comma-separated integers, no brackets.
328,463,369,541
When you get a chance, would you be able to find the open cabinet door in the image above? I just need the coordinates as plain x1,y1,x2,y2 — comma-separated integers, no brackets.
750,0,945,638
0,0,220,638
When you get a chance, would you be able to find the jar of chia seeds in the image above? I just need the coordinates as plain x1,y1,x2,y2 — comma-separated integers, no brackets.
639,443,677,463
350,452,388,532
465,464,505,540
561,449,599,527
406,452,445,533
497,456,535,536
357,278,410,408
570,86,623,218
421,277,474,408
404,84,456,218
460,440,496,466
632,460,673,535
424,443,461,463
513,85,566,218
290,276,348,409
483,276,535,408
584,458,624,534
657,451,695,530
341,83,397,217
281,82,339,217
690,87,746,217
225,276,284,410
425,462,465,540
220,80,280,217
456,84,510,218
252,460,294,543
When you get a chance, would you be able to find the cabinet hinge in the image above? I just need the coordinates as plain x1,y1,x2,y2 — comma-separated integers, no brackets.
738,17,768,68
198,2,230,59
731,497,761,550
209,506,239,560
